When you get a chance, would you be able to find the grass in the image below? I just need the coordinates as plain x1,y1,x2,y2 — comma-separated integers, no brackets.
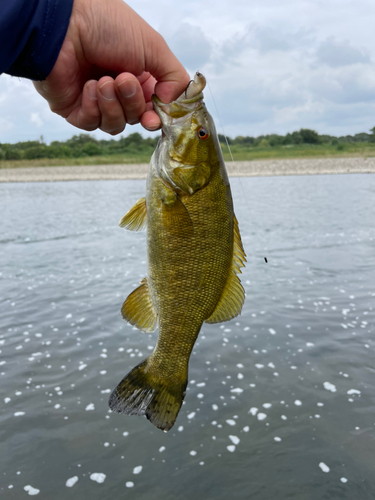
2,143,375,169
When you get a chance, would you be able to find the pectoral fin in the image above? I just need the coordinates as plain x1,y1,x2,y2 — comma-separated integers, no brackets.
119,197,147,231
206,215,247,324
162,195,194,237
121,278,158,333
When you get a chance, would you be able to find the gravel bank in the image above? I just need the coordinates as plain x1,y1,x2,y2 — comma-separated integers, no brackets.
1,157,375,182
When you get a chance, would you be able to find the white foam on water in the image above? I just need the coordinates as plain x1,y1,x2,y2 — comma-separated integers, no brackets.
229,435,240,445
323,382,337,393
196,382,206,387
24,485,40,495
255,364,264,369
14,412,25,417
178,426,184,432
212,404,218,411
126,481,134,488
226,419,236,426
268,362,275,369
197,393,204,399
263,403,272,409
133,466,142,474
66,476,78,487
190,450,197,456
187,412,196,419
347,389,361,395
230,388,243,394
319,462,330,473
317,402,324,407
90,473,106,483
159,446,166,452
257,413,267,421
274,437,282,442
306,342,314,347
294,400,302,406
281,415,287,420
236,363,244,368
122,432,129,437
249,407,258,416
85,403,95,411
4,397,11,403
340,477,348,483
227,445,236,452
100,389,110,394
268,328,276,335
243,426,249,432
78,364,87,371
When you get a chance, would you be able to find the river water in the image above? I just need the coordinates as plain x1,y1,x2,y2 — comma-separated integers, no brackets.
1,173,374,498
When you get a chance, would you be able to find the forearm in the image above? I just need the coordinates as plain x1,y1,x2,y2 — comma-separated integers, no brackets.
0,0,73,80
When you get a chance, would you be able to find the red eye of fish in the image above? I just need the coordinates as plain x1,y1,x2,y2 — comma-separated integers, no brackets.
197,127,209,141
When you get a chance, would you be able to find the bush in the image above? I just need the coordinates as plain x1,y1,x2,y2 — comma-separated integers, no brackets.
299,128,321,144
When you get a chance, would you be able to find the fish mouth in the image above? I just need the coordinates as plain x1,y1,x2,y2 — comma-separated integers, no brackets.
152,72,206,121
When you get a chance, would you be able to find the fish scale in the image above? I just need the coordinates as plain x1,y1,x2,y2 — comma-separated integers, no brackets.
109,72,246,431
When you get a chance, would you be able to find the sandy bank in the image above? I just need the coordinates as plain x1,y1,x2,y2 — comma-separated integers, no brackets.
1,157,375,182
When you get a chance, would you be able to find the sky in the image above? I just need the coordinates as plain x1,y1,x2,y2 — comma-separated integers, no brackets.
1,0,375,144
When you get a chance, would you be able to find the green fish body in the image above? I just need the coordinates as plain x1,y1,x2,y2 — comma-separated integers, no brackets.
109,73,246,431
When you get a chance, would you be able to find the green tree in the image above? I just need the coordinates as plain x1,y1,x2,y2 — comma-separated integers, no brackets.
299,128,321,144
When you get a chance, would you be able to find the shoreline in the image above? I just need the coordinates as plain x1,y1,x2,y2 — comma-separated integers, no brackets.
1,157,375,182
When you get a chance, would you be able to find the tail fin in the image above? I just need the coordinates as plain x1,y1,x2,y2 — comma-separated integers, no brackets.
108,358,187,431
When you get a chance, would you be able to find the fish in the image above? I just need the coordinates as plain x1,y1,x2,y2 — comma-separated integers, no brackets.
109,72,246,431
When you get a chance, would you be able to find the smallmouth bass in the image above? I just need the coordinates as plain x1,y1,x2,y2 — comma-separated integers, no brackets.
109,72,246,431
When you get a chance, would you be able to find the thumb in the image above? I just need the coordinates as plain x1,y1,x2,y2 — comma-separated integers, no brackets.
143,31,190,103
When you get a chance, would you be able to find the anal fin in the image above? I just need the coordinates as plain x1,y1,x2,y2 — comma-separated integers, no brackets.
121,278,157,333
119,197,147,231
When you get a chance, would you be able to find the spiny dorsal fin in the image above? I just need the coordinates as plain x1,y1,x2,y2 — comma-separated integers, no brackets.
121,278,157,333
119,197,147,231
205,214,246,324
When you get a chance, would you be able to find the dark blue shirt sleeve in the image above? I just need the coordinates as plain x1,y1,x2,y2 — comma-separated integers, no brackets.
0,0,74,80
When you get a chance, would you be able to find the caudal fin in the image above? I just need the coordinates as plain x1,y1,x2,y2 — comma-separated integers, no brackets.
108,358,187,431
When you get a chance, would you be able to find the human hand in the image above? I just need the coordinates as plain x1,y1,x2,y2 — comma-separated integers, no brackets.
33,0,189,135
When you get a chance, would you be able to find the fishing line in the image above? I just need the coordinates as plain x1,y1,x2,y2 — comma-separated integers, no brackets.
206,81,251,212
207,81,269,264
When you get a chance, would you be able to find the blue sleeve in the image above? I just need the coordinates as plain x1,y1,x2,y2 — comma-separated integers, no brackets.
0,0,74,80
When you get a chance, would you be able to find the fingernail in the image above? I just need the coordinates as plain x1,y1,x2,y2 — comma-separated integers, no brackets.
87,80,97,100
99,81,116,101
146,122,161,131
118,80,137,98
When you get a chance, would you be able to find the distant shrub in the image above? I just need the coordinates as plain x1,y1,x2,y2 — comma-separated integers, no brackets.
299,128,321,144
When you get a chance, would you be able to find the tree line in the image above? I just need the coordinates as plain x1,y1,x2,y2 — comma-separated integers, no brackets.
1,128,375,161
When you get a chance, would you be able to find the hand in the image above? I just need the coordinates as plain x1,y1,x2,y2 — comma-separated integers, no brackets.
33,0,189,135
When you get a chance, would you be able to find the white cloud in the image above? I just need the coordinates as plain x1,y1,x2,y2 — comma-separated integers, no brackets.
1,0,375,143
30,112,43,128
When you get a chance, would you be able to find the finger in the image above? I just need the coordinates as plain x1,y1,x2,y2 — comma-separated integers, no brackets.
137,72,157,103
115,73,146,125
97,77,126,135
66,80,101,131
143,32,190,103
140,110,161,131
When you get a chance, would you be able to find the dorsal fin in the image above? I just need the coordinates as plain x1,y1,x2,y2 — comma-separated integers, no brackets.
119,197,147,231
121,278,158,333
205,215,246,324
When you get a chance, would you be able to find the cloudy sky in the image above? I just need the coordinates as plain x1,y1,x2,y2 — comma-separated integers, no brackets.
1,0,375,144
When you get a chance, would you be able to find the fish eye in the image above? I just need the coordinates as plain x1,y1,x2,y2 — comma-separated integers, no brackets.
197,127,209,141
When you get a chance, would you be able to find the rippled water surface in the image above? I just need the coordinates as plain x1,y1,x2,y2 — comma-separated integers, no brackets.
1,174,375,498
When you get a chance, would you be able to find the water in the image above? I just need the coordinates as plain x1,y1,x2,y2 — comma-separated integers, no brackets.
1,174,374,498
